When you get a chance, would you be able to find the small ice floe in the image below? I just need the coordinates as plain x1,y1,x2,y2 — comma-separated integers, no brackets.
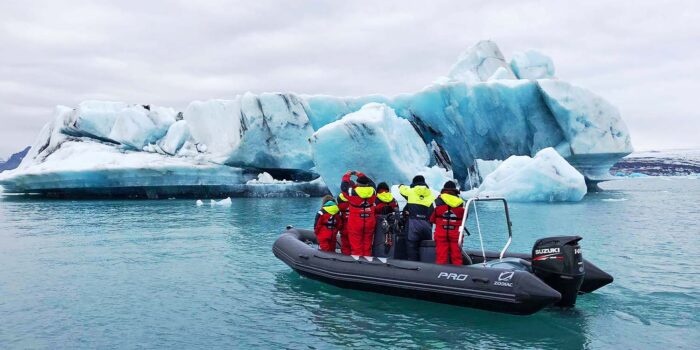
210,197,232,206
196,199,204,206
601,198,628,202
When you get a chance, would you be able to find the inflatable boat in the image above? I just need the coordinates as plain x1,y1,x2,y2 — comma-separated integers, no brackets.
273,197,613,315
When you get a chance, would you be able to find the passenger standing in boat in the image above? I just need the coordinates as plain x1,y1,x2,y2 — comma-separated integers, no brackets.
336,192,352,255
313,195,343,252
430,181,465,265
399,175,435,261
374,182,399,215
373,182,400,256
341,170,377,256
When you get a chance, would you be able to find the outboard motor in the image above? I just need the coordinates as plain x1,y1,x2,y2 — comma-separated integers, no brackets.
532,236,585,307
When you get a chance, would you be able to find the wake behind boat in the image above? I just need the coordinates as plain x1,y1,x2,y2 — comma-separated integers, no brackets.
273,197,613,315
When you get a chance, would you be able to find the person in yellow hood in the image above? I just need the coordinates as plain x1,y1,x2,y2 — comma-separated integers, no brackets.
314,195,343,252
398,175,435,261
429,181,465,265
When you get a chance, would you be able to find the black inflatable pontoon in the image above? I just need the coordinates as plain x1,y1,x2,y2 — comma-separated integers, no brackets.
273,198,613,315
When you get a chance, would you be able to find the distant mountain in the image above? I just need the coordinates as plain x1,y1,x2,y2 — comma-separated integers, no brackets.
611,149,700,176
0,146,30,173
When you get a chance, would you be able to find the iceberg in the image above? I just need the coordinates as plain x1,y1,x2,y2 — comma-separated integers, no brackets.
310,103,452,195
0,40,632,199
466,147,587,202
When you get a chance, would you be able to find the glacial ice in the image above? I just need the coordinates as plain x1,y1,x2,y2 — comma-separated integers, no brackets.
72,101,127,140
510,50,555,80
109,106,159,149
310,103,452,195
448,40,517,83
0,140,326,198
246,172,290,185
157,120,191,155
196,199,204,206
0,40,633,200
466,147,587,202
184,99,243,162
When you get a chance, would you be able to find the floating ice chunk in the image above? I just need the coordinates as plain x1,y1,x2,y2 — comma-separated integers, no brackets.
158,120,191,155
537,80,633,155
310,103,452,195
471,147,587,202
210,197,232,206
109,106,159,149
510,50,555,79
246,172,291,185
601,198,628,202
196,199,204,206
244,177,327,198
448,40,517,83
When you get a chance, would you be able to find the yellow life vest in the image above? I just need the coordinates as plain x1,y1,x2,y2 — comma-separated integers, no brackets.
323,204,340,215
354,186,375,199
377,191,394,203
439,193,464,208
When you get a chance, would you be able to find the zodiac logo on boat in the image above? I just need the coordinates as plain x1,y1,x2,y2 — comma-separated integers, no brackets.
494,271,514,287
498,271,514,282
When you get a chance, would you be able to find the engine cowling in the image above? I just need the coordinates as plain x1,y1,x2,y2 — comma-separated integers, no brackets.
532,236,585,307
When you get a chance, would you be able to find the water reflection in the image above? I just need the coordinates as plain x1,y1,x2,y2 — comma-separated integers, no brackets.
273,272,590,349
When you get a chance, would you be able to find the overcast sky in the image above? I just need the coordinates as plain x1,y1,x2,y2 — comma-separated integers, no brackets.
0,0,698,157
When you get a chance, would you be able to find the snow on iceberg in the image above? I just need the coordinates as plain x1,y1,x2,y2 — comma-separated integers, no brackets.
467,147,587,202
310,103,452,195
510,50,555,80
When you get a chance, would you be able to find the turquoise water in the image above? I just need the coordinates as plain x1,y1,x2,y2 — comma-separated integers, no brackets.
0,177,698,349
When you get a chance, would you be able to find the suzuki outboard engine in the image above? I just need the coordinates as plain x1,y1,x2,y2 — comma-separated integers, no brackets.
532,236,585,307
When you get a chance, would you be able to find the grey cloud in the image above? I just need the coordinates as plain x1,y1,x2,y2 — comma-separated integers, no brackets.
1,0,699,156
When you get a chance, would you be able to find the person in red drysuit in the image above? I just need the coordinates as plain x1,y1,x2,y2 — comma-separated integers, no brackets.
374,182,399,216
429,181,466,265
314,195,343,252
341,170,377,256
336,192,352,255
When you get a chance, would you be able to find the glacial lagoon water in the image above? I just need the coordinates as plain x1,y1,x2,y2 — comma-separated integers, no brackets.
0,177,698,349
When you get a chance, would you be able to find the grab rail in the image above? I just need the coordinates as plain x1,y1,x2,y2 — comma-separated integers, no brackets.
457,197,513,263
